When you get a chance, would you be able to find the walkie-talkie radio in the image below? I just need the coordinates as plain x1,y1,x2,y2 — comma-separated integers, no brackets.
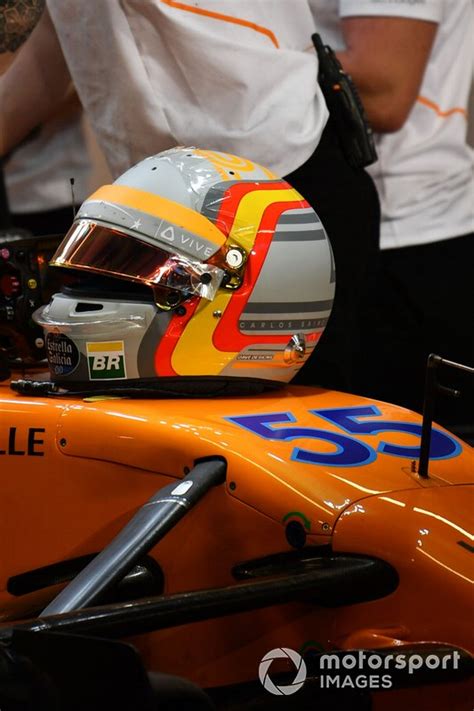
313,33,378,169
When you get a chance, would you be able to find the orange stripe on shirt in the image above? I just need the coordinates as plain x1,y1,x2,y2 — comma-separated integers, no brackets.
160,0,279,48
417,95,467,119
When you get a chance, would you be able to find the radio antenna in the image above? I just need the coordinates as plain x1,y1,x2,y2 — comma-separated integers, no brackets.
70,177,76,219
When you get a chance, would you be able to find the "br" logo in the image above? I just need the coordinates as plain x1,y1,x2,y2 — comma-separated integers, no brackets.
86,341,127,380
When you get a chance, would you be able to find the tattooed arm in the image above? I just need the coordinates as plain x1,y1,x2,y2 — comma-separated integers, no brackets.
0,5,72,156
0,0,45,53
0,0,45,74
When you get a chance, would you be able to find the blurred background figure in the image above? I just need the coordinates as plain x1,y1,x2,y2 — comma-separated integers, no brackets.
0,0,107,236
311,0,474,434
0,0,381,396
3,100,93,235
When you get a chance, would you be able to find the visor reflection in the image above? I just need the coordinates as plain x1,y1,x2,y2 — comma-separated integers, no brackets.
51,221,224,301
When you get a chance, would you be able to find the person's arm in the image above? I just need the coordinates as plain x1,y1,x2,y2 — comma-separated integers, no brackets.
0,0,45,73
0,5,72,156
336,17,438,132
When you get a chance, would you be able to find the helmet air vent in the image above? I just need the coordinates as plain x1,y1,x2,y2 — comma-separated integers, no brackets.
75,302,104,313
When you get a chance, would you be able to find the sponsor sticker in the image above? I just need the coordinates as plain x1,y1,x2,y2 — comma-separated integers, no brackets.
46,333,80,376
86,341,127,380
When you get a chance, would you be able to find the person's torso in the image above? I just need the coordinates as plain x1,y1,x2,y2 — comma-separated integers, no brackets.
46,0,329,178
310,0,474,249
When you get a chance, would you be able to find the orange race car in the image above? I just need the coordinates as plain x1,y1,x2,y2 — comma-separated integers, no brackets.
0,148,472,711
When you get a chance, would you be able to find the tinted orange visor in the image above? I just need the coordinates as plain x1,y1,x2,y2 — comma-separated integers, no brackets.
51,220,225,300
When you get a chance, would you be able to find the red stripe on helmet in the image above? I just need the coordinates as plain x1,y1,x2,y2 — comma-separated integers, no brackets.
213,200,310,351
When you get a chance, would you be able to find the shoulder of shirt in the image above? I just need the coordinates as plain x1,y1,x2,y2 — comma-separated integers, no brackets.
338,0,443,23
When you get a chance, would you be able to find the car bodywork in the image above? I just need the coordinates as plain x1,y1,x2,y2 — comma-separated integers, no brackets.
0,376,472,708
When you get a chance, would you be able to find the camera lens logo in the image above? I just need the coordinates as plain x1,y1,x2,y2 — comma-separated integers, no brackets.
259,647,307,696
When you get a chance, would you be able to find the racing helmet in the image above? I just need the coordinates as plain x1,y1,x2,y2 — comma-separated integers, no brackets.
34,147,335,392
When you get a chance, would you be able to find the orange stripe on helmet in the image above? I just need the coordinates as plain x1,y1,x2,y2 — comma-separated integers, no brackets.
194,150,277,180
86,184,227,249
160,0,280,48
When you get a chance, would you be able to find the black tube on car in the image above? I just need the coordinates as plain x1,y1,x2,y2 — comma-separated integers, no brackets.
42,458,226,616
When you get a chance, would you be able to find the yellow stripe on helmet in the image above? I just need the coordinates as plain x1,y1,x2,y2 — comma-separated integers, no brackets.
86,184,227,248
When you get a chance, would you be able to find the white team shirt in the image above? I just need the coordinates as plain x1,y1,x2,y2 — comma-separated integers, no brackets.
311,0,474,249
46,1,329,179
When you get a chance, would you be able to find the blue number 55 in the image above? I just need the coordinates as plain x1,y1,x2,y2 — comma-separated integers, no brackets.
226,405,460,467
